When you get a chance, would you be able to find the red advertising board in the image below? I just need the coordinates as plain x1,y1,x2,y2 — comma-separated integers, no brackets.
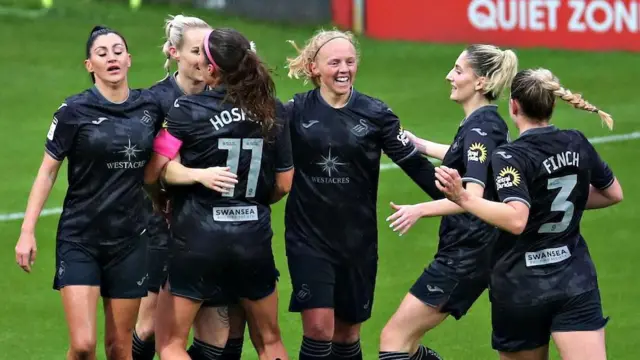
365,0,640,52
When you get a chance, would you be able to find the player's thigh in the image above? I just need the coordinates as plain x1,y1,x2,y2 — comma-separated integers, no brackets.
102,297,142,355
287,254,337,312
54,241,102,351
287,255,337,338
192,305,231,348
334,257,377,326
135,291,159,339
60,285,101,352
236,255,281,333
100,236,149,300
409,262,487,321
551,289,608,360
154,285,201,354
491,299,553,354
228,303,247,338
379,293,449,351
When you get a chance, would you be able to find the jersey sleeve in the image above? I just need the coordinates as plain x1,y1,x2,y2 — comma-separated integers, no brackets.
44,103,77,161
584,136,614,190
462,122,502,187
378,106,418,164
274,101,294,172
491,149,531,208
164,97,193,142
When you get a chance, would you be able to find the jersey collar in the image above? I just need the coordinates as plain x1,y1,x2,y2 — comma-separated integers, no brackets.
315,86,356,109
90,86,130,105
519,125,558,138
459,104,498,127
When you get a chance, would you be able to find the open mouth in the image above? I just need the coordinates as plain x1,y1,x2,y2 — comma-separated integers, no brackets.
107,65,121,73
335,76,350,84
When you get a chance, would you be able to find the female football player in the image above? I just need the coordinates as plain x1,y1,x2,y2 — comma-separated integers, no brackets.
435,68,621,360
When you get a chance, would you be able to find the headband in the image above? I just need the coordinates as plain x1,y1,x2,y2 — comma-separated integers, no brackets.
203,29,218,70
312,36,352,60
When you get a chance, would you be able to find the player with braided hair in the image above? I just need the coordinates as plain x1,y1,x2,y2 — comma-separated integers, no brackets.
434,67,623,360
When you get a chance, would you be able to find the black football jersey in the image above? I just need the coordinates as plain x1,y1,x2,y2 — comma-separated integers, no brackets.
163,88,293,254
435,105,510,276
489,126,614,306
284,88,434,263
145,73,187,248
45,87,163,244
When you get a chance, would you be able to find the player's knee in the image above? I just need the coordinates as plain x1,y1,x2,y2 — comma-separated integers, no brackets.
333,323,360,344
104,336,129,360
69,334,96,359
302,308,334,340
302,317,333,340
135,317,156,341
254,319,283,346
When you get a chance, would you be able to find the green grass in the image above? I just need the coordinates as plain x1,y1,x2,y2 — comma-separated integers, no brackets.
1,1,638,359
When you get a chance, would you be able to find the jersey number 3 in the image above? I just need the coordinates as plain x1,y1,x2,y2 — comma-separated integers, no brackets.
538,174,577,234
219,138,263,198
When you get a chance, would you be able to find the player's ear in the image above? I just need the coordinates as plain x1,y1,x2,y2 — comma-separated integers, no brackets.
169,46,179,61
509,98,519,117
126,53,132,69
474,76,486,92
84,58,93,74
309,61,320,77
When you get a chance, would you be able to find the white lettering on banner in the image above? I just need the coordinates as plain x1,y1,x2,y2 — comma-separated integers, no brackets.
468,0,640,34
568,0,639,33
468,0,561,31
525,246,571,267
213,206,258,222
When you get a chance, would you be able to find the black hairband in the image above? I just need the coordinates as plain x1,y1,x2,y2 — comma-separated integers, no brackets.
312,36,352,60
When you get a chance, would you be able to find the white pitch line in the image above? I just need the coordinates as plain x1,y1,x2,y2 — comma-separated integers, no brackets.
0,6,49,19
1,131,638,222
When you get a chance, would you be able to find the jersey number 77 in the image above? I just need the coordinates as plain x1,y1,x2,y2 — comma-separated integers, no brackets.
219,138,263,198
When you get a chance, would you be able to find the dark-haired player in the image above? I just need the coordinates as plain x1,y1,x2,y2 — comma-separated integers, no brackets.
381,44,518,360
284,29,443,360
133,14,248,360
150,27,292,360
14,26,163,359
434,68,622,360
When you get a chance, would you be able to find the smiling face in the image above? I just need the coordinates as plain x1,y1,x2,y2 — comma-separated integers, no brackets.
84,33,131,85
171,27,210,83
445,51,483,104
310,37,358,97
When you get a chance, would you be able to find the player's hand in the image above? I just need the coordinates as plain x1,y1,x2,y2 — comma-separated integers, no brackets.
386,202,423,236
435,166,464,202
403,130,424,153
15,232,37,273
194,167,238,194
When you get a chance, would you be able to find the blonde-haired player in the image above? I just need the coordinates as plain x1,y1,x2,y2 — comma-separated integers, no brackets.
284,29,443,360
135,14,247,360
382,44,518,360
434,68,620,360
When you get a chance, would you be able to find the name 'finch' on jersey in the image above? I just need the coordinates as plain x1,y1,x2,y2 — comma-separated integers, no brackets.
489,126,614,306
